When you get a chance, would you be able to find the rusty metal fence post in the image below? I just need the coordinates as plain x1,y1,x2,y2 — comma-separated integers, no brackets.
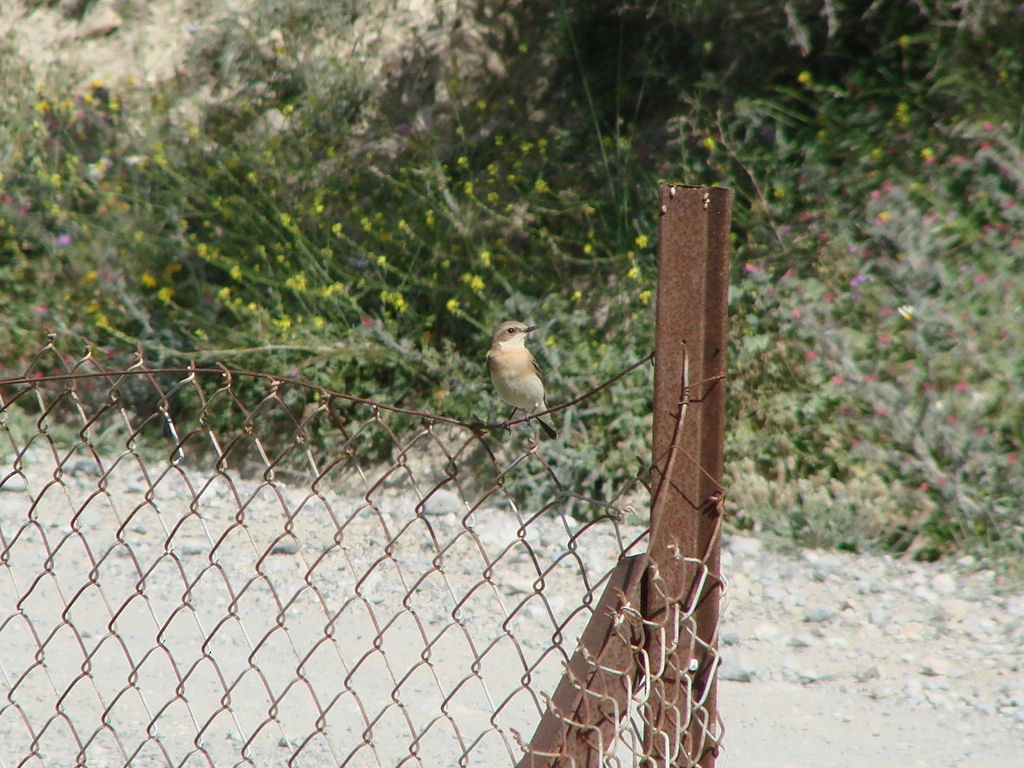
645,184,732,766
516,184,732,767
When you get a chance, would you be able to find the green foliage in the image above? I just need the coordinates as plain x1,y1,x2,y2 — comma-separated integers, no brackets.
1,0,1022,562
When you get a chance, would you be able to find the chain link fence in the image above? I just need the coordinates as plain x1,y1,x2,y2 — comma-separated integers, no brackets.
1,187,728,768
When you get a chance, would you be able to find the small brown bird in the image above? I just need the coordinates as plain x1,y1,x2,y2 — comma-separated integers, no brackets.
486,320,558,439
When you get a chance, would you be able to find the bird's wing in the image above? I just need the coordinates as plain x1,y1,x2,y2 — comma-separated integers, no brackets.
531,355,543,380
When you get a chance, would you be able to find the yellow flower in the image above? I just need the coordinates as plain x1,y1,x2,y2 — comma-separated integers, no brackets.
894,102,910,127
797,71,813,87
638,289,652,306
229,264,243,281
331,222,343,236
533,178,550,194
217,286,231,302
157,286,174,305
141,272,157,289
446,298,460,313
457,156,469,169
463,181,474,195
571,290,582,303
285,273,307,291
626,265,640,280
461,273,485,293
320,282,346,298
702,136,717,151
380,289,408,313
634,233,649,248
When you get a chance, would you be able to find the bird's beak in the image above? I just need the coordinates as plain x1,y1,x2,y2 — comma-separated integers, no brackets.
525,325,539,333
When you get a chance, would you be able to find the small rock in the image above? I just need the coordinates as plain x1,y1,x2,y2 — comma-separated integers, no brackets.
179,539,209,556
271,539,300,555
421,489,463,517
781,655,820,684
788,632,815,648
897,621,927,641
719,651,758,683
903,678,925,702
930,572,957,595
726,536,762,557
68,457,102,476
867,606,890,627
854,665,881,682
720,630,742,647
1,474,28,492
1002,683,1024,709
77,6,123,39
803,605,834,623
921,656,952,677
911,585,937,604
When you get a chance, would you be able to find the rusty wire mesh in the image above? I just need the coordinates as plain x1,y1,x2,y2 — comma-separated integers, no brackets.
0,337,723,768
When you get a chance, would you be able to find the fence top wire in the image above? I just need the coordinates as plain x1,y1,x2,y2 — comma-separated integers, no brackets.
0,338,724,768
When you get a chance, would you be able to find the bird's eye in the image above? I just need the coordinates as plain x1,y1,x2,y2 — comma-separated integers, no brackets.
506,328,515,334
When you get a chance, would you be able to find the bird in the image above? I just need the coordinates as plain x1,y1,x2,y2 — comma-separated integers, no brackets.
486,319,558,440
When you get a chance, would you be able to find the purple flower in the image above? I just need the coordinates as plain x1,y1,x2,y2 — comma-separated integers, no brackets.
56,234,72,247
849,274,870,287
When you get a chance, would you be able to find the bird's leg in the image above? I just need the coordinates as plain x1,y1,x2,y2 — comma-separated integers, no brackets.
503,408,519,432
